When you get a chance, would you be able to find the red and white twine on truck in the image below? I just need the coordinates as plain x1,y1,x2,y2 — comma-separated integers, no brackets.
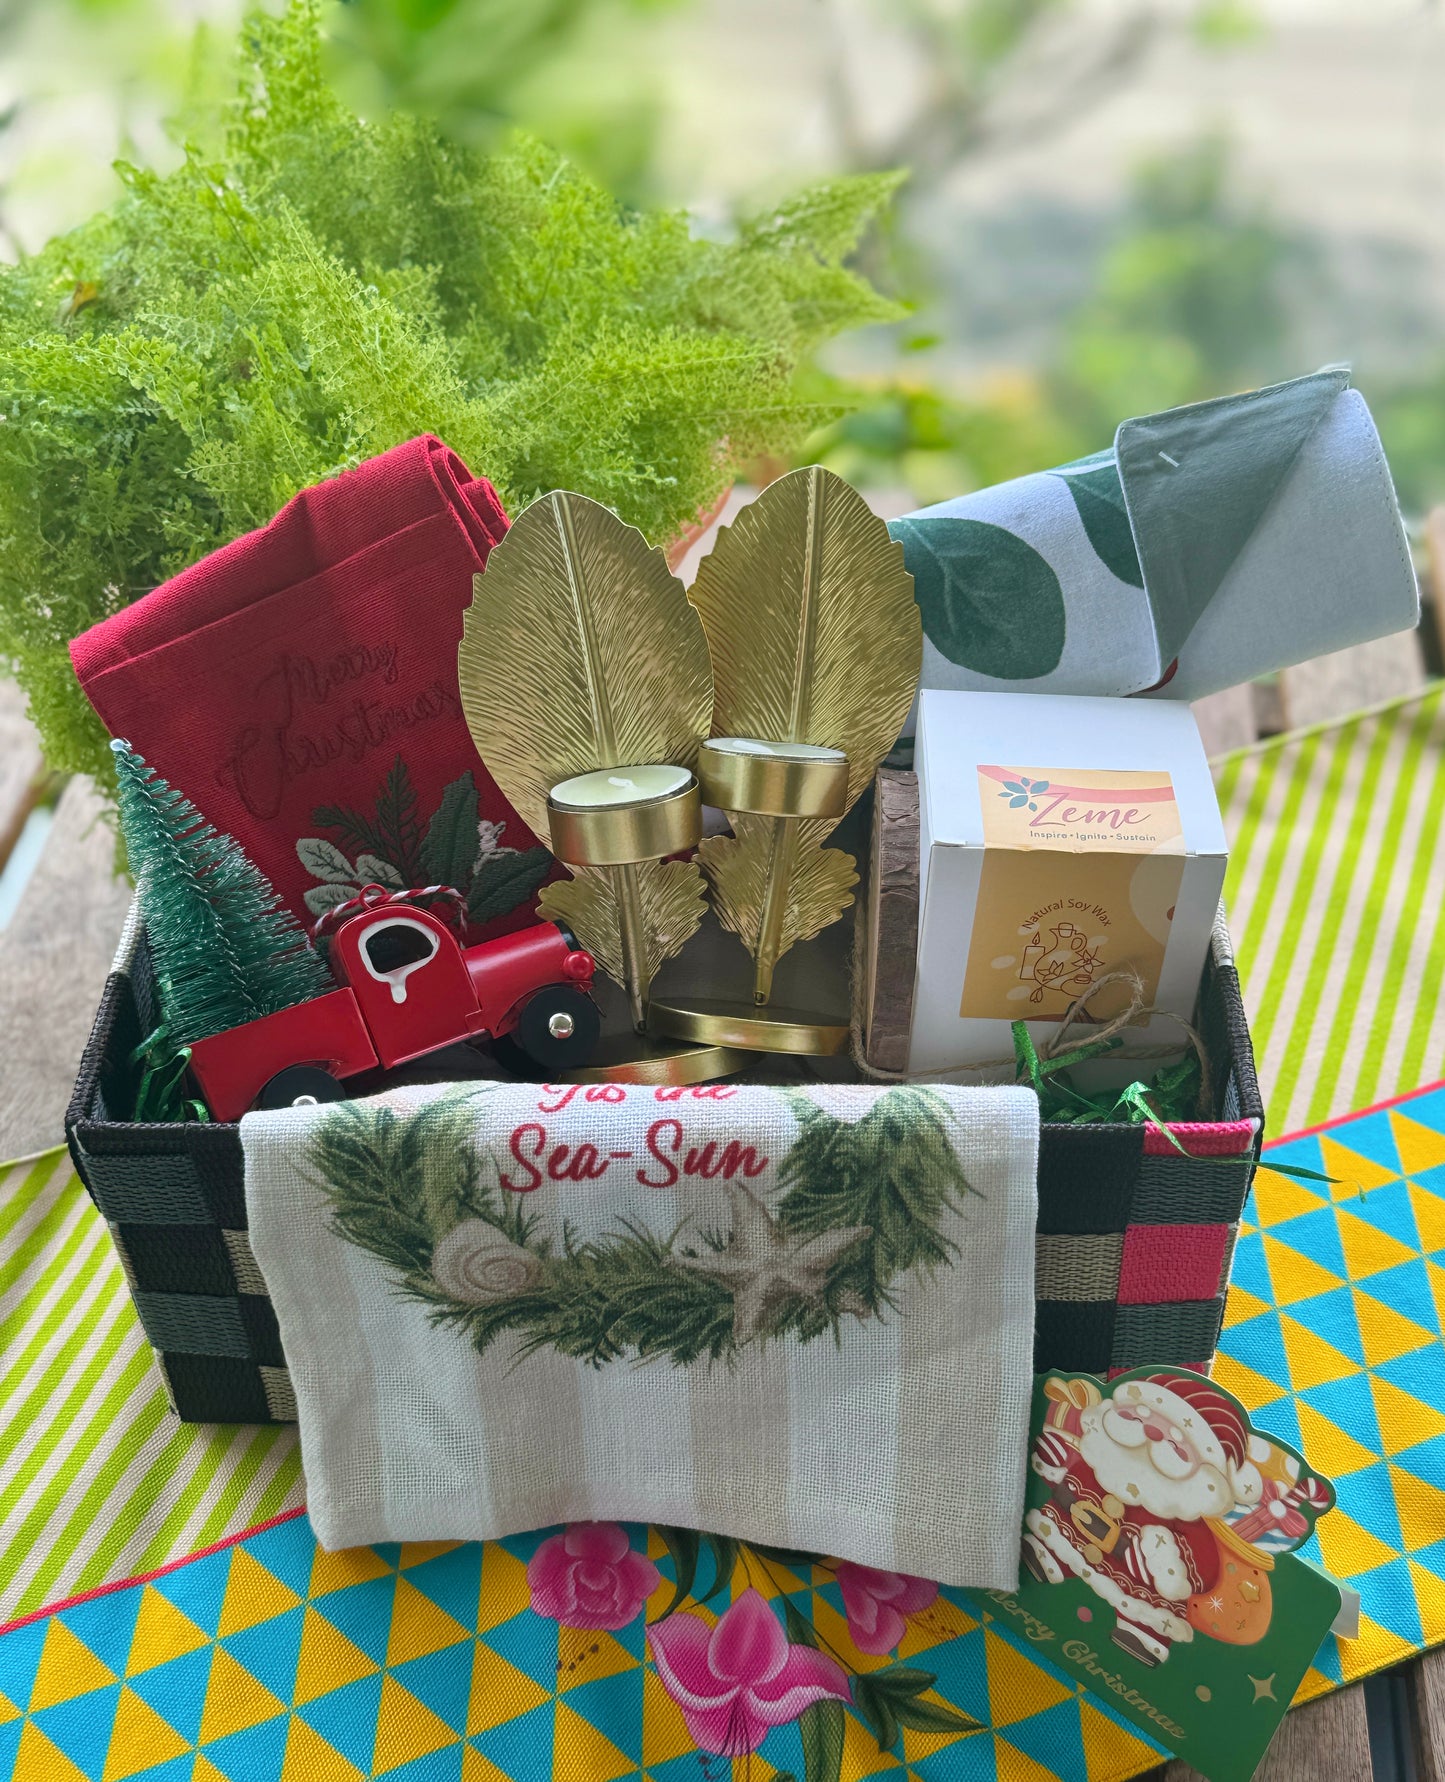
309,883,468,944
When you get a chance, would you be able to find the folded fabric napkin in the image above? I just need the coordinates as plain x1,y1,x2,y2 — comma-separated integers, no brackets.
71,435,553,937
242,1079,1040,1589
888,366,1417,719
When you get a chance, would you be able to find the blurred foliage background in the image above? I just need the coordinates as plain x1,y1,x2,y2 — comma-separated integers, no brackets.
2,0,1444,515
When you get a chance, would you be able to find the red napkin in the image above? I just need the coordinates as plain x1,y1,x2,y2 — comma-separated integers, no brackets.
72,436,550,938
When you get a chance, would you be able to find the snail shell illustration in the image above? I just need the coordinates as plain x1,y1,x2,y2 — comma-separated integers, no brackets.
432,1221,543,1303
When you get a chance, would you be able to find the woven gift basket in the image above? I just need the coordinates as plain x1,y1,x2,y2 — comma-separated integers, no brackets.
65,897,1263,1425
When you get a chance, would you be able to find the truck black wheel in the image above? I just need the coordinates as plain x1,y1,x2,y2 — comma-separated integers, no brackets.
512,986,601,1073
255,1065,347,1111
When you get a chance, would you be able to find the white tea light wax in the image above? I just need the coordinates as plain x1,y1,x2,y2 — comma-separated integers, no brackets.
708,737,846,764
550,764,692,810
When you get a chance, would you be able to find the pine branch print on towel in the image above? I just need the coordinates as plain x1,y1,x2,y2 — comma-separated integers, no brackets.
306,1083,975,1365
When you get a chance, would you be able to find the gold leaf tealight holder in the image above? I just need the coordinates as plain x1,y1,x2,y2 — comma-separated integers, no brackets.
460,488,758,1084
648,738,855,1057
646,466,921,1058
546,762,699,1036
544,765,754,1084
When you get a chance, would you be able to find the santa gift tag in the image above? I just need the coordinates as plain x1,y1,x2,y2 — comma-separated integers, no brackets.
974,1367,1341,1782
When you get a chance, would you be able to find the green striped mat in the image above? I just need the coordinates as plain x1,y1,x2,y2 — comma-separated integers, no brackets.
1219,682,1445,1137
0,1147,300,1624
1,681,1441,1624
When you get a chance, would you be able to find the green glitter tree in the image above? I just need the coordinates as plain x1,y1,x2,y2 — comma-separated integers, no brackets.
112,740,332,1044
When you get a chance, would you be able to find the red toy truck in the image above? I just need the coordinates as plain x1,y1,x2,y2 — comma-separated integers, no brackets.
188,889,599,1119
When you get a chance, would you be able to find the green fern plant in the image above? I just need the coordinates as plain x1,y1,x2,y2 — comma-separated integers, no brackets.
0,1,901,793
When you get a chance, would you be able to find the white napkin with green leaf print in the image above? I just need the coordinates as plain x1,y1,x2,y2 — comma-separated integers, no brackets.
241,1079,1039,1589
890,366,1418,717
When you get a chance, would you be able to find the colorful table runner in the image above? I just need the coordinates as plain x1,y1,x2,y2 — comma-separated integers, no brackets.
1216,1079,1445,1694
0,1148,300,1627
1218,684,1445,1134
0,1510,1169,1782
3,1077,1444,1781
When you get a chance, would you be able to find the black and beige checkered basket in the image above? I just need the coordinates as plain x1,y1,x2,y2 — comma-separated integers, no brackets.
66,906,1265,1425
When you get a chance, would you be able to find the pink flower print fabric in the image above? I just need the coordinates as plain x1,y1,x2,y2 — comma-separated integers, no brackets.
526,1521,661,1630
835,1562,940,1654
648,1587,851,1755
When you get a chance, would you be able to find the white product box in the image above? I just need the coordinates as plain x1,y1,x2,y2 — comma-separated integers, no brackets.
908,691,1228,1076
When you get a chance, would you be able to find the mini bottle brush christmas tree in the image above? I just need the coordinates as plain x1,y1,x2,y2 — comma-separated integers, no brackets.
112,740,331,1046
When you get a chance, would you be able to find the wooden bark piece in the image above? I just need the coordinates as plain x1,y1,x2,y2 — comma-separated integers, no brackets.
861,767,919,1073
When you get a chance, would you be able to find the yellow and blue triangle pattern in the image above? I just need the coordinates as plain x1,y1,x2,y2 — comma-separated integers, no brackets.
1215,1080,1445,1699
0,1512,1168,1782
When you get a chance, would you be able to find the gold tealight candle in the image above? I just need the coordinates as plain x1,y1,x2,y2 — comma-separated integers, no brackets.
547,764,702,1031
548,765,699,864
697,738,849,822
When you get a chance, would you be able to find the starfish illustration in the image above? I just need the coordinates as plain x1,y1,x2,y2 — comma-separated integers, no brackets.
670,1181,871,1342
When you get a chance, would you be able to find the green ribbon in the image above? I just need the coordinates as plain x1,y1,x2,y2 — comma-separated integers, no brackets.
130,1027,210,1125
1011,1018,1201,1134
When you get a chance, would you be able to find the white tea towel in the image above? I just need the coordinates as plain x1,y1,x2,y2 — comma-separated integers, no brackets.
242,1079,1039,1589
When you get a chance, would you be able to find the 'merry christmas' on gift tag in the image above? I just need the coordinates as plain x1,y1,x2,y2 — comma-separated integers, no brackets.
974,1368,1342,1782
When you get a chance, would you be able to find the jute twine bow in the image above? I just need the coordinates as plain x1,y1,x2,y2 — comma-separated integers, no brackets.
849,924,1213,1119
